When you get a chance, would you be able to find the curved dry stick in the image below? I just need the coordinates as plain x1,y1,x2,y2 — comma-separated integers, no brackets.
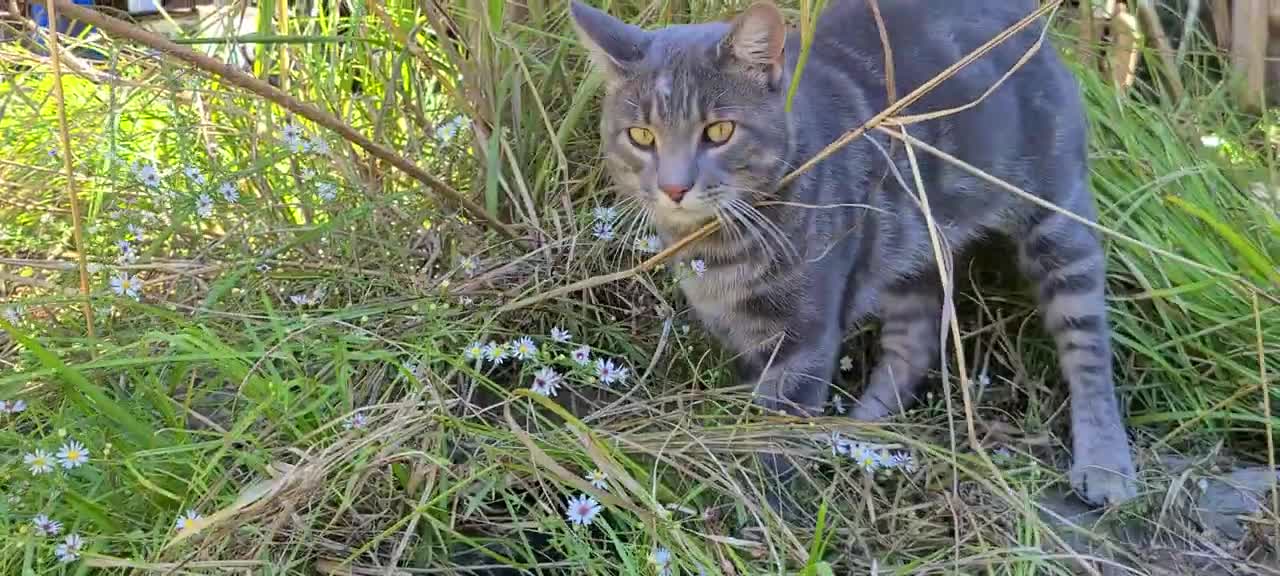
44,0,95,339
50,0,522,245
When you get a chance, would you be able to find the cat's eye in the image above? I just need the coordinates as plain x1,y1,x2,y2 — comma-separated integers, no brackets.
628,127,656,148
704,121,735,144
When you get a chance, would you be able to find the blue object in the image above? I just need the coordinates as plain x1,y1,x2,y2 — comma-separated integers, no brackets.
29,0,97,38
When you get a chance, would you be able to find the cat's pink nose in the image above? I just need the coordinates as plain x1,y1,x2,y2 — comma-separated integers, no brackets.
661,184,688,203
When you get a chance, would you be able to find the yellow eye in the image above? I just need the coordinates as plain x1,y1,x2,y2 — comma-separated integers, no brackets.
627,127,655,147
704,121,735,144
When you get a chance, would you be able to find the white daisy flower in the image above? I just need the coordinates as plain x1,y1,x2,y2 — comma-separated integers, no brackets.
195,194,214,218
690,259,706,277
829,432,852,457
458,255,479,276
289,293,313,307
308,135,329,155
483,341,509,365
316,182,337,202
886,451,916,472
436,116,465,141
126,223,145,240
282,123,305,148
840,355,853,372
594,358,629,386
564,494,602,526
586,469,608,490
54,533,83,563
463,341,485,361
1200,134,1223,148
530,366,562,397
977,371,991,387
9,399,26,413
831,395,847,415
174,509,203,532
592,206,618,222
635,234,662,254
24,450,54,474
2,306,19,324
56,440,90,469
652,547,673,576
219,182,240,203
343,412,368,430
32,514,61,537
511,336,538,361
570,346,591,366
592,221,614,241
110,272,142,300
550,326,572,343
135,163,161,188
851,444,881,473
0,400,8,412
183,166,206,186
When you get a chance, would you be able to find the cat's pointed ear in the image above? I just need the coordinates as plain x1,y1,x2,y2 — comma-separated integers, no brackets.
720,1,786,88
570,1,651,81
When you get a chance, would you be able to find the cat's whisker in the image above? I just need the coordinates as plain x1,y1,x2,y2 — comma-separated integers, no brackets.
730,197,797,261
724,199,775,261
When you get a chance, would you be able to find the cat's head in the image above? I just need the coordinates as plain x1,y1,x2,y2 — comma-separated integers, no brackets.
570,1,791,235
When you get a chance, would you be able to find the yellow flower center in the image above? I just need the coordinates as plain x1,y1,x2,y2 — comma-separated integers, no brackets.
66,450,80,461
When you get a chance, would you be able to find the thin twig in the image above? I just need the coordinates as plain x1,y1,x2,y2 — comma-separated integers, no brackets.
1254,291,1279,552
44,0,95,339
867,0,895,106
49,0,522,245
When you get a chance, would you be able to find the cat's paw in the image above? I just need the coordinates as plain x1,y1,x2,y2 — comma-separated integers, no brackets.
1070,453,1138,507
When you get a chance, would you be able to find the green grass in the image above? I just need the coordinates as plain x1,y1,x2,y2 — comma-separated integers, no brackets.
1,1,1278,574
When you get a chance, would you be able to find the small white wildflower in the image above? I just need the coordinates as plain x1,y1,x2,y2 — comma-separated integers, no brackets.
343,412,368,430
126,223,145,240
829,432,852,457
282,123,305,150
56,439,90,469
550,326,572,343
2,307,19,324
301,168,317,180
195,194,214,218
316,182,337,202
571,346,592,366
977,371,991,387
564,494,602,526
135,163,161,188
289,293,313,307
110,272,142,300
32,514,61,537
851,444,881,473
459,255,479,276
530,366,562,397
463,341,485,361
652,547,673,576
886,451,916,472
219,182,240,202
511,336,538,361
9,399,26,413
634,234,662,253
586,469,608,490
174,509,203,532
593,206,618,222
0,400,8,412
483,341,509,365
308,135,329,155
183,166,206,186
436,116,465,141
840,355,853,372
594,358,628,386
1200,134,1223,148
592,220,615,241
24,449,55,474
458,295,474,306
832,395,847,415
689,259,706,277
54,533,83,563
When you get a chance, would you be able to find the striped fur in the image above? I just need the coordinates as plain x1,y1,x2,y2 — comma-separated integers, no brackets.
571,0,1137,506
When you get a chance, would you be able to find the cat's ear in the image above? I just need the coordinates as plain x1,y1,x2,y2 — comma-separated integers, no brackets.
720,1,786,88
570,1,651,81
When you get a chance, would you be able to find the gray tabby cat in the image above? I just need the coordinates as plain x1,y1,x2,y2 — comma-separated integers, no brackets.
570,0,1138,506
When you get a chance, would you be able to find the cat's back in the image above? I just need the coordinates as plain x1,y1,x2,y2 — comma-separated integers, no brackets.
805,0,1067,116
